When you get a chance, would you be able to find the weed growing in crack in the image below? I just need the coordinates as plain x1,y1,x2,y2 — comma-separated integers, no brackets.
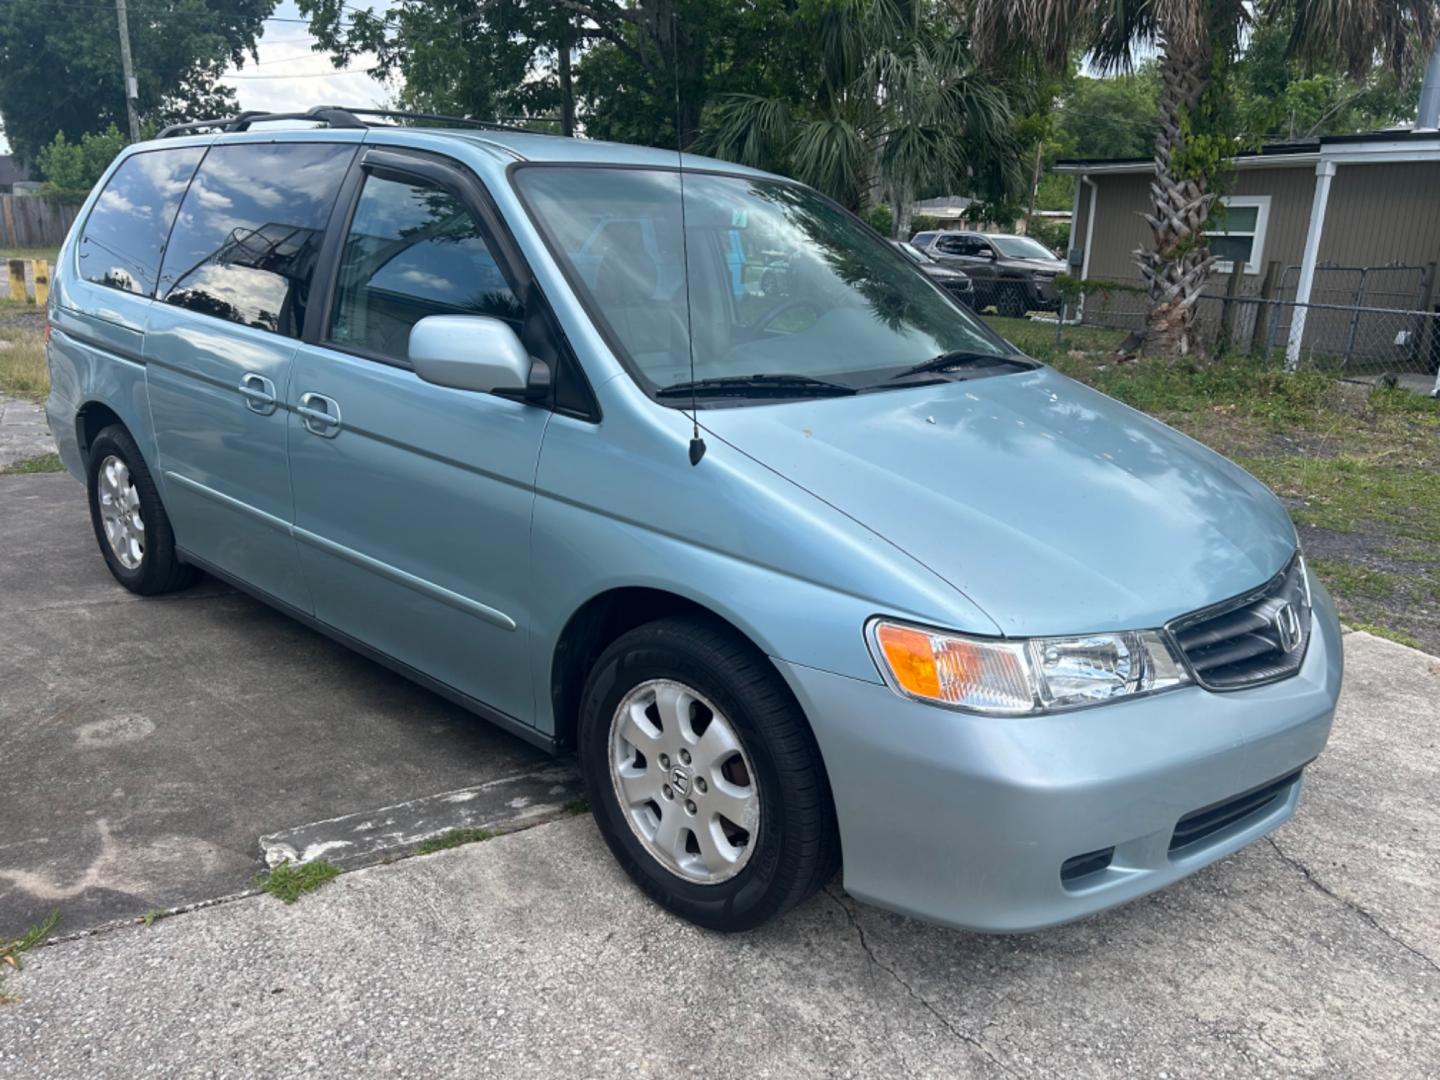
255,859,340,904
416,827,495,855
0,909,60,1004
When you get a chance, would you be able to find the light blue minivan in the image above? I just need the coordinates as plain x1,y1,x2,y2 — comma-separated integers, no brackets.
46,108,1342,933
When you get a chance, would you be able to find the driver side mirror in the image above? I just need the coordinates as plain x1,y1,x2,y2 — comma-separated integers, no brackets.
408,315,548,401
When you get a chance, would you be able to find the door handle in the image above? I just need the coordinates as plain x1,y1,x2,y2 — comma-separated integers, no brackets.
297,392,342,437
238,372,277,415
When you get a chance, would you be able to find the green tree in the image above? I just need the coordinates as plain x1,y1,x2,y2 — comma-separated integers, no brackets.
36,125,131,198
0,1,273,164
963,0,1438,357
300,0,575,132
702,0,1017,236
1058,67,1159,161
1234,11,1423,140
301,0,749,142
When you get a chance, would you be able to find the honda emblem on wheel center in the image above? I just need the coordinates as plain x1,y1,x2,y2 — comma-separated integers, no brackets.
670,765,692,797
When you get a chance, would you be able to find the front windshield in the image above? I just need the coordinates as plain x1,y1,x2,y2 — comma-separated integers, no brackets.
990,235,1057,261
514,166,1018,401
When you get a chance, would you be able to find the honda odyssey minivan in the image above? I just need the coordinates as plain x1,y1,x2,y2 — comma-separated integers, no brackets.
45,108,1342,933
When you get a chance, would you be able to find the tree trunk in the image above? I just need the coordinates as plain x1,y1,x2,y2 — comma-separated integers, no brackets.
1135,35,1217,358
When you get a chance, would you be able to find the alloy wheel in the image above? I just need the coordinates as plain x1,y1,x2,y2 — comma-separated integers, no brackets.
96,454,144,570
608,678,760,884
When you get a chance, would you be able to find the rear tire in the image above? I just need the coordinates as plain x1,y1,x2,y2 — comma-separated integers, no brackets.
578,614,840,931
86,425,196,596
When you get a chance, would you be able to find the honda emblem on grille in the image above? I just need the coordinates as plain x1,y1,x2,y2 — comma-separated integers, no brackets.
1273,601,1302,653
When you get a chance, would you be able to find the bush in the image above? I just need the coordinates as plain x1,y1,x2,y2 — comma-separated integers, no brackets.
36,126,128,199
863,204,893,236
1025,215,1069,254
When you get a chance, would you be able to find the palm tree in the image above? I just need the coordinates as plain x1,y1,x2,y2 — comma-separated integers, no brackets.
963,0,1438,357
701,0,1017,238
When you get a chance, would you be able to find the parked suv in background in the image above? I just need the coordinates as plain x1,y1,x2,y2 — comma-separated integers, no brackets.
46,108,1340,934
912,230,1065,317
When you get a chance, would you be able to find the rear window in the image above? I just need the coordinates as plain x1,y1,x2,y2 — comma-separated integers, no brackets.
78,147,204,297
156,142,355,338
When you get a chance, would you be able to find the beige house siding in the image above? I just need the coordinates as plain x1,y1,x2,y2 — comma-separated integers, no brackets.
1315,161,1440,270
1077,167,1317,283
1074,161,1440,287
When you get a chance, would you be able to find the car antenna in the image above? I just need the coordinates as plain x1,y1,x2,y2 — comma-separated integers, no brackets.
671,13,705,466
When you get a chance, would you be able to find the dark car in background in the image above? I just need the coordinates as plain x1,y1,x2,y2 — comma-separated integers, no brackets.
911,231,1065,318
889,240,974,307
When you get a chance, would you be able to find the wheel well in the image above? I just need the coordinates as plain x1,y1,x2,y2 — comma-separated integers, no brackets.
550,588,753,752
76,402,125,460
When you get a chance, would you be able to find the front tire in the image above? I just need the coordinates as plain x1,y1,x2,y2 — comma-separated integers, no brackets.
578,615,839,931
86,425,195,595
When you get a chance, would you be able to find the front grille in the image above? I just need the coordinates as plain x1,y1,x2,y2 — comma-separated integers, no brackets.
1168,555,1312,690
1169,770,1301,854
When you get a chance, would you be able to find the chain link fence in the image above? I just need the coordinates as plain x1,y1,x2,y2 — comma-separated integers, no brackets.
1059,263,1440,392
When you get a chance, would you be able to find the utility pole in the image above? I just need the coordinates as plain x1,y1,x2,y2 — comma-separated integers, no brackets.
115,0,141,142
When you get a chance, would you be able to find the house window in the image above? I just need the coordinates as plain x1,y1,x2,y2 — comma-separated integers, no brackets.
1205,195,1270,275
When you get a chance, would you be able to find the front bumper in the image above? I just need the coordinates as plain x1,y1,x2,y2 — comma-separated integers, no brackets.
777,581,1343,932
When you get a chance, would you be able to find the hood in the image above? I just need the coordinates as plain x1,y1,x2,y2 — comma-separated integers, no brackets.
1002,256,1066,274
700,367,1296,637
923,264,968,281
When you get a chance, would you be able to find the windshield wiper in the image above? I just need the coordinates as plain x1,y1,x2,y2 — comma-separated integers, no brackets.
889,350,1015,380
656,374,857,399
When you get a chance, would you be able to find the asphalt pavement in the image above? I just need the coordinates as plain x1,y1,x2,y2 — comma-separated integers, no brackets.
2,474,1438,1077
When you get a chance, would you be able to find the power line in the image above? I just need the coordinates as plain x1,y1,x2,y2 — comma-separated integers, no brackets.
220,68,376,80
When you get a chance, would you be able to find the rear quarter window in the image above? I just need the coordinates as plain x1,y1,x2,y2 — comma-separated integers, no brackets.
156,141,355,338
77,147,204,297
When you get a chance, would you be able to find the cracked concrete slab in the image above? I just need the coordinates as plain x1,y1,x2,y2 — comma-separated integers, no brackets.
1,627,1436,1075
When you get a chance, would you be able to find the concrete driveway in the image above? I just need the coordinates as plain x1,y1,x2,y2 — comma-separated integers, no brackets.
0,472,581,935
2,474,1438,1077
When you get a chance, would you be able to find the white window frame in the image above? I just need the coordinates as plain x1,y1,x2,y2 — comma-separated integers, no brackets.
1206,194,1270,275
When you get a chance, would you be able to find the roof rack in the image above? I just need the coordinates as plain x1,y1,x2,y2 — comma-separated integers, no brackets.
157,105,562,140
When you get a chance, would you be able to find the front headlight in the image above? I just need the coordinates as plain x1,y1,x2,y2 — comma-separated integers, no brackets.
868,620,1191,715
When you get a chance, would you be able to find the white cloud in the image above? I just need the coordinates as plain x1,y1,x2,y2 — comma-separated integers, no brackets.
219,1,397,119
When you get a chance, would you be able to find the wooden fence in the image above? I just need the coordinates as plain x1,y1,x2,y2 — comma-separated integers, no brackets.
0,193,81,249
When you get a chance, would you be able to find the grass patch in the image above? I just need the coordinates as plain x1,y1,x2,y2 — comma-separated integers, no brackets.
1239,454,1440,543
1,910,59,1004
0,247,58,263
561,796,591,816
1307,559,1400,600
0,334,47,400
985,315,1124,361
0,452,63,475
415,827,495,855
1351,623,1423,649
255,859,340,904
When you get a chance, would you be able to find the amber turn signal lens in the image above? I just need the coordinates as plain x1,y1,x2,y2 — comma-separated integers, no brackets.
874,623,942,698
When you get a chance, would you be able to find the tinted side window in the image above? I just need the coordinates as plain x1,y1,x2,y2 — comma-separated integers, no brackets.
157,142,354,338
78,147,204,297
328,172,521,363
